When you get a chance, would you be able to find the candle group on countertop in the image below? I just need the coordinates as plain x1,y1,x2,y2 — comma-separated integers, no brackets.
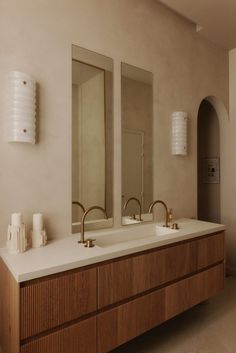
6,212,47,254
11,212,44,229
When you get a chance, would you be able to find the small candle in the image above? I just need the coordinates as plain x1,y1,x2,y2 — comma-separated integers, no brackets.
11,213,22,226
33,213,43,231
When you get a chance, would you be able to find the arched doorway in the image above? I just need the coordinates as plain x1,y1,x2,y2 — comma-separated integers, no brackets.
197,99,220,223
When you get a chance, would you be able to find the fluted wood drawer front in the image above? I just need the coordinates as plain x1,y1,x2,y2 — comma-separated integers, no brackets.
97,288,165,353
98,232,224,308
21,316,96,353
196,232,225,270
165,263,224,320
98,241,195,308
97,263,224,353
20,268,97,339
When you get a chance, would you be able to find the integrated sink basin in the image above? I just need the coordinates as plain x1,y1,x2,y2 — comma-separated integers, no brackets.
95,224,179,248
122,217,141,225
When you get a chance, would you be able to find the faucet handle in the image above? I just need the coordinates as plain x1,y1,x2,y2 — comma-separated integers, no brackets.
84,239,96,248
171,223,179,230
168,208,173,222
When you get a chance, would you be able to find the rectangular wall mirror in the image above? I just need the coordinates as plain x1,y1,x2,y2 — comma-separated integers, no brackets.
72,45,113,233
121,63,153,225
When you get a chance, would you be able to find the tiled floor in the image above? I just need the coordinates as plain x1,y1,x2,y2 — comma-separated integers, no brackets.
112,277,236,353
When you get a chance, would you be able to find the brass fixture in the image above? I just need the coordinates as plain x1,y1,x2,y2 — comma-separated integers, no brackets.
84,239,96,248
123,197,142,221
168,208,173,224
72,201,86,213
171,223,179,230
148,200,169,227
79,206,107,244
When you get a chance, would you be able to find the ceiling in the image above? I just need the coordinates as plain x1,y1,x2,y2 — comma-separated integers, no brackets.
159,0,236,50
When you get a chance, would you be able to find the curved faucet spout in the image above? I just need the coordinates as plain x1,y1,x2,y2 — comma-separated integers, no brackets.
72,201,86,213
79,206,108,244
123,197,142,221
148,200,169,227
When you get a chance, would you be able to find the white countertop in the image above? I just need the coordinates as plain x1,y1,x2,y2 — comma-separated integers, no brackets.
0,218,225,283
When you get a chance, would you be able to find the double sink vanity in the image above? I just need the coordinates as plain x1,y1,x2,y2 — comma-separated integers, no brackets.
0,45,226,353
0,218,225,353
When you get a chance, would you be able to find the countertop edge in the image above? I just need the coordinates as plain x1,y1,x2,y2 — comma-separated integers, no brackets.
0,221,226,283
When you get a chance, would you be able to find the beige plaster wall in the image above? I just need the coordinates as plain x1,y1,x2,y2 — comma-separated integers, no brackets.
0,0,228,246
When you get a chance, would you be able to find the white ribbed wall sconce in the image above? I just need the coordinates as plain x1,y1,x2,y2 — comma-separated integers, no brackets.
171,111,188,155
7,71,36,144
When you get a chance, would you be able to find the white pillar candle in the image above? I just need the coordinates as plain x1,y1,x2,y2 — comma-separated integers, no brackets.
11,213,22,226
33,213,43,231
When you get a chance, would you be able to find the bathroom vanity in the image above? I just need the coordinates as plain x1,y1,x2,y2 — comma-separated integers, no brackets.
0,219,225,353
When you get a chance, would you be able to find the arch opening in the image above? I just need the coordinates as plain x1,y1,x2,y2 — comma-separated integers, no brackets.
197,99,220,223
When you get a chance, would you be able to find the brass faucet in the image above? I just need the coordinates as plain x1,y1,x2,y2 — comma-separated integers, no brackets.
123,197,142,221
72,201,85,213
79,206,107,244
148,200,169,227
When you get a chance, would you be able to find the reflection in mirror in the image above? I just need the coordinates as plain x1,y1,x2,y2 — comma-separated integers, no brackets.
121,63,153,225
72,45,113,233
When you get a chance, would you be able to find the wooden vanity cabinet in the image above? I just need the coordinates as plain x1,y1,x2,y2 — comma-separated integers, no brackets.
0,231,225,353
97,288,166,353
20,267,97,339
21,317,96,353
0,262,97,353
98,231,225,308
97,263,224,353
0,258,20,353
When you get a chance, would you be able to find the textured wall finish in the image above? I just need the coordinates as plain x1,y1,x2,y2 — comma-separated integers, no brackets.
0,0,228,247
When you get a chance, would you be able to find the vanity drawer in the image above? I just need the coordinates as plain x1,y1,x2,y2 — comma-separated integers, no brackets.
97,263,224,353
97,288,165,353
21,316,96,353
20,267,97,339
98,241,194,308
196,232,225,270
98,232,224,308
165,262,224,320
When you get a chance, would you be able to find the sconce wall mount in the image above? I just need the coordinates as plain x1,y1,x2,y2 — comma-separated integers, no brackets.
171,111,188,155
7,71,36,144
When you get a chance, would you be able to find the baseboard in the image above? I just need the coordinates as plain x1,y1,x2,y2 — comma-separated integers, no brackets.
226,265,236,277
